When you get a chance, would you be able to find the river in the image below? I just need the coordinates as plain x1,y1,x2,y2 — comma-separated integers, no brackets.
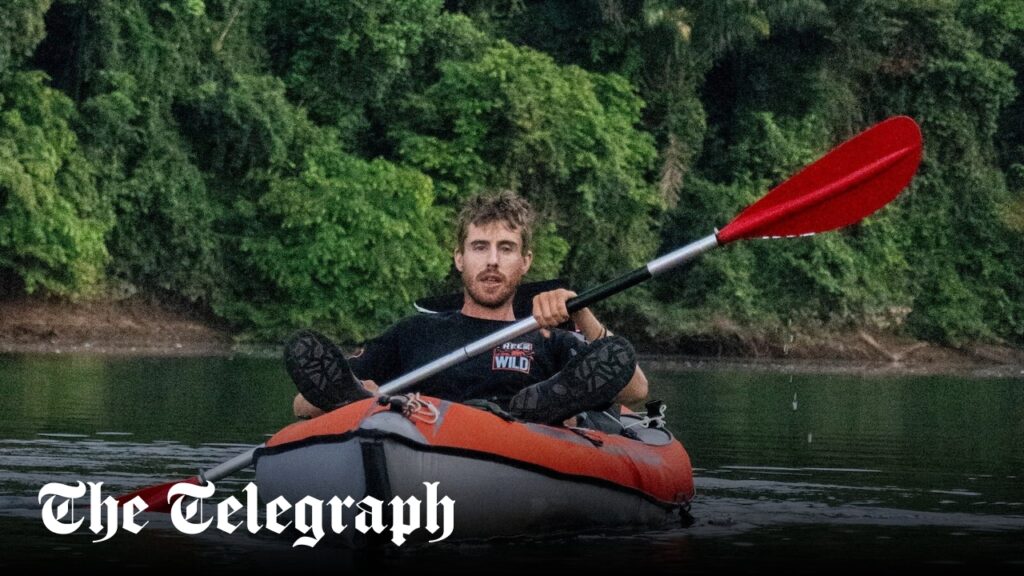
0,353,1021,574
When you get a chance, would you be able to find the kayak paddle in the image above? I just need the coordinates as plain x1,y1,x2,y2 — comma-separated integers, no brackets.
117,115,922,512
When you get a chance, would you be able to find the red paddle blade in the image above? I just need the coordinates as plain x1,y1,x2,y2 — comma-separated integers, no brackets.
116,476,200,513
717,116,922,244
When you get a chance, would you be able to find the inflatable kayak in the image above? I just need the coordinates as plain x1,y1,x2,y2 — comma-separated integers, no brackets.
254,395,694,543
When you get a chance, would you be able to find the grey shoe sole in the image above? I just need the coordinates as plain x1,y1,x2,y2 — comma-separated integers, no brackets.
509,335,637,425
284,329,371,411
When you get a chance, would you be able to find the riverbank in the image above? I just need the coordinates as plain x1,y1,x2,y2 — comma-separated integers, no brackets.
2,296,1023,377
0,296,239,357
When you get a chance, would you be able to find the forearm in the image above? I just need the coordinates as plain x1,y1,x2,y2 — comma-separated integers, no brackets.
571,307,608,342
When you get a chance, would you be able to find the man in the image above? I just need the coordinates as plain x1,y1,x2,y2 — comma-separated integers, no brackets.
288,190,647,425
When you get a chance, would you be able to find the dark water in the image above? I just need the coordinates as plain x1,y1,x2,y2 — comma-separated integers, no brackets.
0,353,1021,574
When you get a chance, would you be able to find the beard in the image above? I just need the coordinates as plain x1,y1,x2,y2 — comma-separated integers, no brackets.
463,269,519,309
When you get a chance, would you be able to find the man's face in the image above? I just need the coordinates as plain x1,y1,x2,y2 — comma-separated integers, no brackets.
454,221,533,309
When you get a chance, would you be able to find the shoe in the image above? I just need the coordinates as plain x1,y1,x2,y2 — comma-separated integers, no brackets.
508,335,636,425
284,329,372,412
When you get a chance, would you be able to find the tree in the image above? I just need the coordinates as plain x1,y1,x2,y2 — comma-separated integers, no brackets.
0,71,111,295
393,41,662,286
223,136,451,340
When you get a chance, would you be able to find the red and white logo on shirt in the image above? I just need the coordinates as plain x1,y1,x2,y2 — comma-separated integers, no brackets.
492,342,534,373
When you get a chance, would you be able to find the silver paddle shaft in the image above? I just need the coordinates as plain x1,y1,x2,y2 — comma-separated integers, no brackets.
378,233,719,396
200,445,263,483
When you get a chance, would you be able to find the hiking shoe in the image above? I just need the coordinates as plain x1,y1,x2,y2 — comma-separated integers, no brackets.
284,329,372,412
508,335,637,425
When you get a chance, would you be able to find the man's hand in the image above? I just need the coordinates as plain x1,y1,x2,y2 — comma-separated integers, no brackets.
532,288,576,329
533,289,609,343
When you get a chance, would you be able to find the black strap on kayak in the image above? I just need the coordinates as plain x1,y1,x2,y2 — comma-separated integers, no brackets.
462,398,516,421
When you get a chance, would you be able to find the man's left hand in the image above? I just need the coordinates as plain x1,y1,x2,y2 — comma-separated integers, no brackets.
532,288,577,329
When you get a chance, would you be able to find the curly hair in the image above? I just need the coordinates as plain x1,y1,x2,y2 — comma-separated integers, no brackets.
455,190,534,254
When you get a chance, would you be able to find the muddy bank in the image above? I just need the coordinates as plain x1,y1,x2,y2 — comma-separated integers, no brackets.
0,296,243,357
1,296,1022,377
637,327,1024,378
643,354,1024,379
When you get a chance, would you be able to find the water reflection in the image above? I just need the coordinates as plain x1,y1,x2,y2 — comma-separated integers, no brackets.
0,353,1022,571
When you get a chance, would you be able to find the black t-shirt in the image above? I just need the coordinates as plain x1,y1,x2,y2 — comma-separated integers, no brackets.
348,312,587,406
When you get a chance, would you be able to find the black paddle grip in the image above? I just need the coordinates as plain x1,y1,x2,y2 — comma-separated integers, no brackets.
566,267,652,313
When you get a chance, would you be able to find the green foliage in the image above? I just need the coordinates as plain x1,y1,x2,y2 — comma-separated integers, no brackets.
182,0,206,18
0,71,111,294
102,140,221,301
0,0,1021,347
456,1,708,207
662,113,911,328
53,2,227,302
395,41,662,286
265,0,447,138
958,0,1024,56
0,0,52,72
223,140,450,340
176,73,307,179
614,0,1021,345
858,1,1021,344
